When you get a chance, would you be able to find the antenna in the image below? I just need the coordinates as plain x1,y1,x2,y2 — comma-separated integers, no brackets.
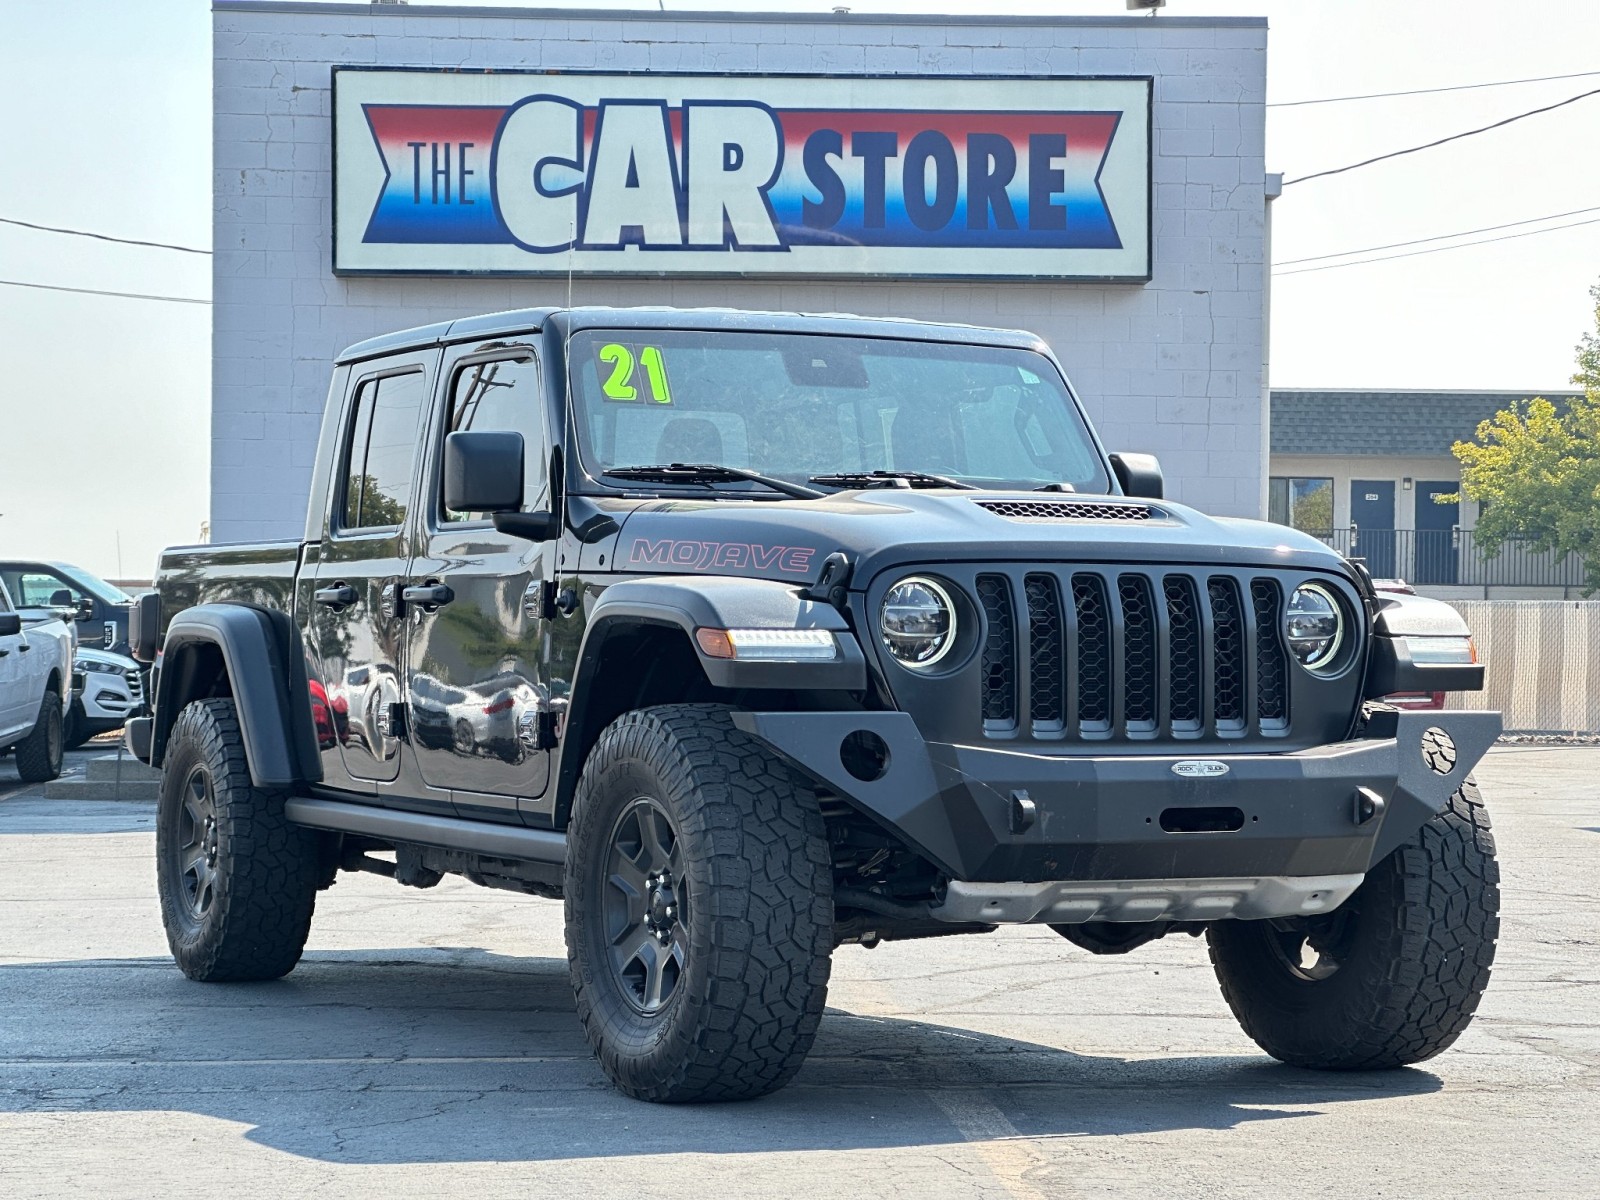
565,211,578,450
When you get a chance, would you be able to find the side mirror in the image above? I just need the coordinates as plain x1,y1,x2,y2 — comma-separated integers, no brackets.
0,612,20,637
492,511,556,541
443,430,556,543
444,430,525,513
1109,452,1164,500
130,592,162,664
75,597,96,622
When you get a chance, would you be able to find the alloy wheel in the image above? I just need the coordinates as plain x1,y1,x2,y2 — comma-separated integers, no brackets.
602,796,689,1014
176,767,220,921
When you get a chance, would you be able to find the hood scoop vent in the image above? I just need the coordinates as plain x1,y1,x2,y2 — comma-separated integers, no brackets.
974,499,1162,523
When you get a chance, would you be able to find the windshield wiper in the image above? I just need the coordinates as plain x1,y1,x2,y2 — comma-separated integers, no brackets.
603,463,824,500
808,470,978,491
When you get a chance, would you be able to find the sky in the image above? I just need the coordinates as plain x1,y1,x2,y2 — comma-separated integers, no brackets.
2,0,1598,580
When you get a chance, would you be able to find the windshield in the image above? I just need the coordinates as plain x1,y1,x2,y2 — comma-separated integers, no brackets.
58,565,132,604
568,330,1110,493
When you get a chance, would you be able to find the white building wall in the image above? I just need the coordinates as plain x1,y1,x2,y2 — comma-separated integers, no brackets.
211,2,1269,542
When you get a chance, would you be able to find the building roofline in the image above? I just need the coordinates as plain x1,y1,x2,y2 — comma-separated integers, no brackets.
213,1,1267,28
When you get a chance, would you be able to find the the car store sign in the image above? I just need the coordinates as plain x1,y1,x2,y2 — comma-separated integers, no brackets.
332,68,1151,280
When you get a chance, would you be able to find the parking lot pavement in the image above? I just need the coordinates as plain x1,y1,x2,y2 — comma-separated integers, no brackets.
1,748,1595,1200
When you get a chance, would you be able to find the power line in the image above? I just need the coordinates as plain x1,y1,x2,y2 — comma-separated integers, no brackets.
1277,205,1600,267
1282,86,1600,187
0,278,209,305
1269,68,1600,109
0,215,210,255
1273,215,1600,277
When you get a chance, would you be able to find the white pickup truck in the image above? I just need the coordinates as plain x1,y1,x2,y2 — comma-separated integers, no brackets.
0,577,72,781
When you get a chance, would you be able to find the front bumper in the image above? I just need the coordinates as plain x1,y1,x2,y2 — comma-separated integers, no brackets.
732,708,1500,888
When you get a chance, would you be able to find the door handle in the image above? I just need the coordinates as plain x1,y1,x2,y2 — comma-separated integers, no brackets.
314,583,358,608
17,642,31,653
401,583,454,608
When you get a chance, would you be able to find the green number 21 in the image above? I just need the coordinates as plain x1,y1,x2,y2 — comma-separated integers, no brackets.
599,343,672,404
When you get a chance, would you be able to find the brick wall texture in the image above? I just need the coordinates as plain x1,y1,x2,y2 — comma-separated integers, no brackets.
212,3,1269,541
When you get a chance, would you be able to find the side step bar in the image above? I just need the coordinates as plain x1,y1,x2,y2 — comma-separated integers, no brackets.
284,796,567,865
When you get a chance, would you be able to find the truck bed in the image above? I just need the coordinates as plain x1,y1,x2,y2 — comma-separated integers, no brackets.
156,540,303,633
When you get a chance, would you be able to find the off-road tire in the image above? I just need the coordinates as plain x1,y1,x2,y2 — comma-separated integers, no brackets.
1208,779,1499,1070
157,698,320,982
565,704,833,1103
15,692,64,782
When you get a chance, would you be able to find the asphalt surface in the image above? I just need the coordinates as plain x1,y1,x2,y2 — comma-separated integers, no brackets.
1,746,1595,1198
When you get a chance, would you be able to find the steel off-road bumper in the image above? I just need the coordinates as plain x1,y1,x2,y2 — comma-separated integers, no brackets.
731,709,1501,924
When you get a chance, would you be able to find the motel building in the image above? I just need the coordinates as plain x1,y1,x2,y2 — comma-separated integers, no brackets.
1269,389,1588,599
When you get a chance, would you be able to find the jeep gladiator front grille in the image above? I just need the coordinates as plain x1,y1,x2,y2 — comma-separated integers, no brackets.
974,567,1294,742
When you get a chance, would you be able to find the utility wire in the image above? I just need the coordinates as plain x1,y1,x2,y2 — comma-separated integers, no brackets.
0,278,209,305
1282,86,1600,186
1277,205,1600,266
0,215,210,255
1269,68,1600,108
1273,215,1600,277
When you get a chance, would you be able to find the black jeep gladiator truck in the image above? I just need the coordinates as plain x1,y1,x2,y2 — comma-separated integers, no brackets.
127,307,1500,1103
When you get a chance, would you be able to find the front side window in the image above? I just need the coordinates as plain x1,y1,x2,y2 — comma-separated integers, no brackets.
341,371,426,531
442,357,547,522
2,570,80,607
569,330,1110,493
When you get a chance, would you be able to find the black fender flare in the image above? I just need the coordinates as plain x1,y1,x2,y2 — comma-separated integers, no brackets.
550,575,866,827
150,603,323,788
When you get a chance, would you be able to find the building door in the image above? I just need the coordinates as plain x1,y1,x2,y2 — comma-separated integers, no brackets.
404,347,556,821
1414,481,1460,585
1349,480,1396,578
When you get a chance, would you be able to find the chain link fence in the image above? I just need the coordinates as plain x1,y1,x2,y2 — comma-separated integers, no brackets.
1443,601,1600,734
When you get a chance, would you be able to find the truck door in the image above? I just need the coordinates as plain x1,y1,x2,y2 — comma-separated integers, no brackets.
0,582,26,741
306,363,430,786
403,345,556,820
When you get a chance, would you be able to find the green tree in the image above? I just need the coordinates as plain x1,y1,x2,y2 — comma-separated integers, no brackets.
1451,282,1600,594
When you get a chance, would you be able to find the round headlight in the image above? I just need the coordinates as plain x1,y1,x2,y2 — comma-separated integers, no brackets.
1284,583,1344,670
880,576,956,669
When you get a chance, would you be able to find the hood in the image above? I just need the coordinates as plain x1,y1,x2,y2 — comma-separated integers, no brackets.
601,489,1350,590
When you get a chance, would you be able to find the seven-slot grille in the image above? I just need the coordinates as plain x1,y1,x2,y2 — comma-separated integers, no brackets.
976,569,1292,741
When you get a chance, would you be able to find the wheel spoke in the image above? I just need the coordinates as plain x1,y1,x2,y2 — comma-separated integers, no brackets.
638,807,672,873
638,939,668,1009
182,845,207,876
606,867,647,926
611,920,652,962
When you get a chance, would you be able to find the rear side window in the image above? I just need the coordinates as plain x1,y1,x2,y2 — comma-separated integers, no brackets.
341,371,426,531
442,357,547,522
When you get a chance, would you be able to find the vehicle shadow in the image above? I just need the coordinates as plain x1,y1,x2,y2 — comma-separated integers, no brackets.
0,947,1443,1164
